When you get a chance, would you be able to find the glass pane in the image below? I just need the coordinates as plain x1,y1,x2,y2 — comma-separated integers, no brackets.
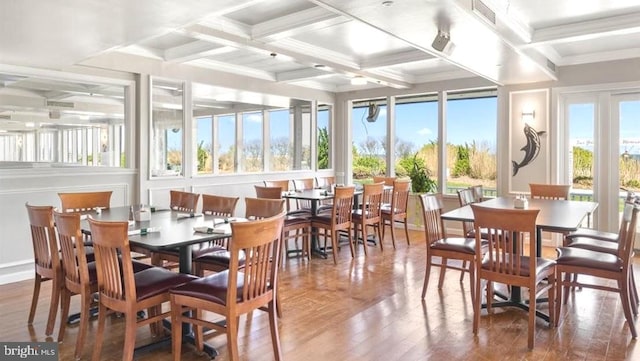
196,116,213,174
446,94,497,196
151,79,183,177
619,100,640,193
317,104,332,169
0,72,126,166
270,109,292,171
395,94,438,192
568,103,595,200
218,114,236,173
242,111,263,172
352,99,387,183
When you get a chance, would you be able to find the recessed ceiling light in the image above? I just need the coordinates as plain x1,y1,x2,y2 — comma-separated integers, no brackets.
382,1,394,7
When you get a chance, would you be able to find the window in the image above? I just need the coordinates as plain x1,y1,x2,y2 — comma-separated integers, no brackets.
242,111,263,172
395,94,439,185
0,71,127,167
269,109,292,171
151,79,183,177
352,99,387,182
317,103,332,169
445,91,497,196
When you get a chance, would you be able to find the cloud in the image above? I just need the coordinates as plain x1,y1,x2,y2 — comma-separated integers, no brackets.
245,114,262,123
418,128,432,136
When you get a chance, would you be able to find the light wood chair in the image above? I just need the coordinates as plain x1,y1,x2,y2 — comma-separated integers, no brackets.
292,178,315,213
58,191,113,212
529,183,571,200
470,204,556,349
456,186,488,283
264,180,291,191
373,176,396,205
310,186,355,264
170,213,285,361
315,176,335,189
381,180,411,248
25,203,62,336
419,193,483,301
555,202,639,338
88,218,195,361
170,190,200,212
54,210,153,360
352,182,384,256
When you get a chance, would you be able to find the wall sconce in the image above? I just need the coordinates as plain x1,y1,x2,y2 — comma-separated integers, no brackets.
521,109,535,123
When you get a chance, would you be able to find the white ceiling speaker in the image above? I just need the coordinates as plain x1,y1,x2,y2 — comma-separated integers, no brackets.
431,30,452,53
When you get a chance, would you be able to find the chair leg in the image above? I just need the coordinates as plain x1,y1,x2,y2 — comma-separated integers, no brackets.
473,272,482,335
349,224,357,258
389,220,397,249
380,220,386,251
28,273,42,324
437,258,448,289
421,257,432,299
170,299,183,361
527,288,536,349
331,230,339,265
361,224,368,256
468,260,475,306
226,312,240,361
57,288,71,342
268,300,283,361
74,291,92,360
460,261,467,282
403,219,410,245
619,278,638,338
45,275,61,336
548,272,556,327
91,303,107,361
122,311,137,361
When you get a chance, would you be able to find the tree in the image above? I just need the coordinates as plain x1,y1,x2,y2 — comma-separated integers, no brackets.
317,126,329,169
197,140,209,172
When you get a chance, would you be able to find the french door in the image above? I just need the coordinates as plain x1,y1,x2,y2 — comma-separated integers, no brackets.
561,90,640,246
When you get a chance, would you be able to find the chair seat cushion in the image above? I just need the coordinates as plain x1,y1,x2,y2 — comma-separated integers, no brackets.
352,209,379,221
431,237,485,255
195,248,245,269
170,270,244,305
285,216,311,227
566,237,618,255
556,247,622,272
566,228,618,243
481,254,555,278
134,267,196,301
310,214,332,225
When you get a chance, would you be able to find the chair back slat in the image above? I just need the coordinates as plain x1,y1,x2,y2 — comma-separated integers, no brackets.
457,185,484,236
25,204,59,271
245,197,285,220
202,194,239,217
618,203,639,262
54,211,90,287
418,193,446,245
529,183,571,200
88,219,135,302
361,182,384,222
58,191,112,212
170,190,200,212
471,205,539,279
229,214,285,305
390,180,410,214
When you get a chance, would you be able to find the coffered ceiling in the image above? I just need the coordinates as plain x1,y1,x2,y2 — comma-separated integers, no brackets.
1,0,640,130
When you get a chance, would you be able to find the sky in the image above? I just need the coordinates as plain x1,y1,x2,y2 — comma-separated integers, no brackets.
178,96,638,156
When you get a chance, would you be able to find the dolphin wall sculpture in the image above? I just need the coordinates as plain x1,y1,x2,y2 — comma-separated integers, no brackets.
512,123,546,176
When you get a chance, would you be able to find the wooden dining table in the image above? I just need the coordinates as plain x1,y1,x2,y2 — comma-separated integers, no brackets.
81,206,236,358
440,196,598,321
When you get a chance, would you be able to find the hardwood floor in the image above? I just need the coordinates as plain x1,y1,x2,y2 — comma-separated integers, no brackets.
2,230,639,360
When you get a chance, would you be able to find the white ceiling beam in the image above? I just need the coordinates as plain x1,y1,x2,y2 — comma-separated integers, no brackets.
531,12,640,46
182,24,412,89
164,40,235,63
361,49,435,69
252,7,348,41
557,47,640,66
275,68,331,82
187,59,276,81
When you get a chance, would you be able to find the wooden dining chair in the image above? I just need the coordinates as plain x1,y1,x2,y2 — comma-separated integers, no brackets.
58,191,113,212
54,210,153,360
25,203,62,336
373,176,396,205
529,183,571,200
310,186,355,264
88,218,196,361
264,179,291,191
419,193,483,302
315,175,335,189
154,194,241,272
470,204,556,349
381,180,411,248
292,178,315,213
352,182,384,256
456,186,489,283
170,190,200,212
170,213,285,361
555,202,639,339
